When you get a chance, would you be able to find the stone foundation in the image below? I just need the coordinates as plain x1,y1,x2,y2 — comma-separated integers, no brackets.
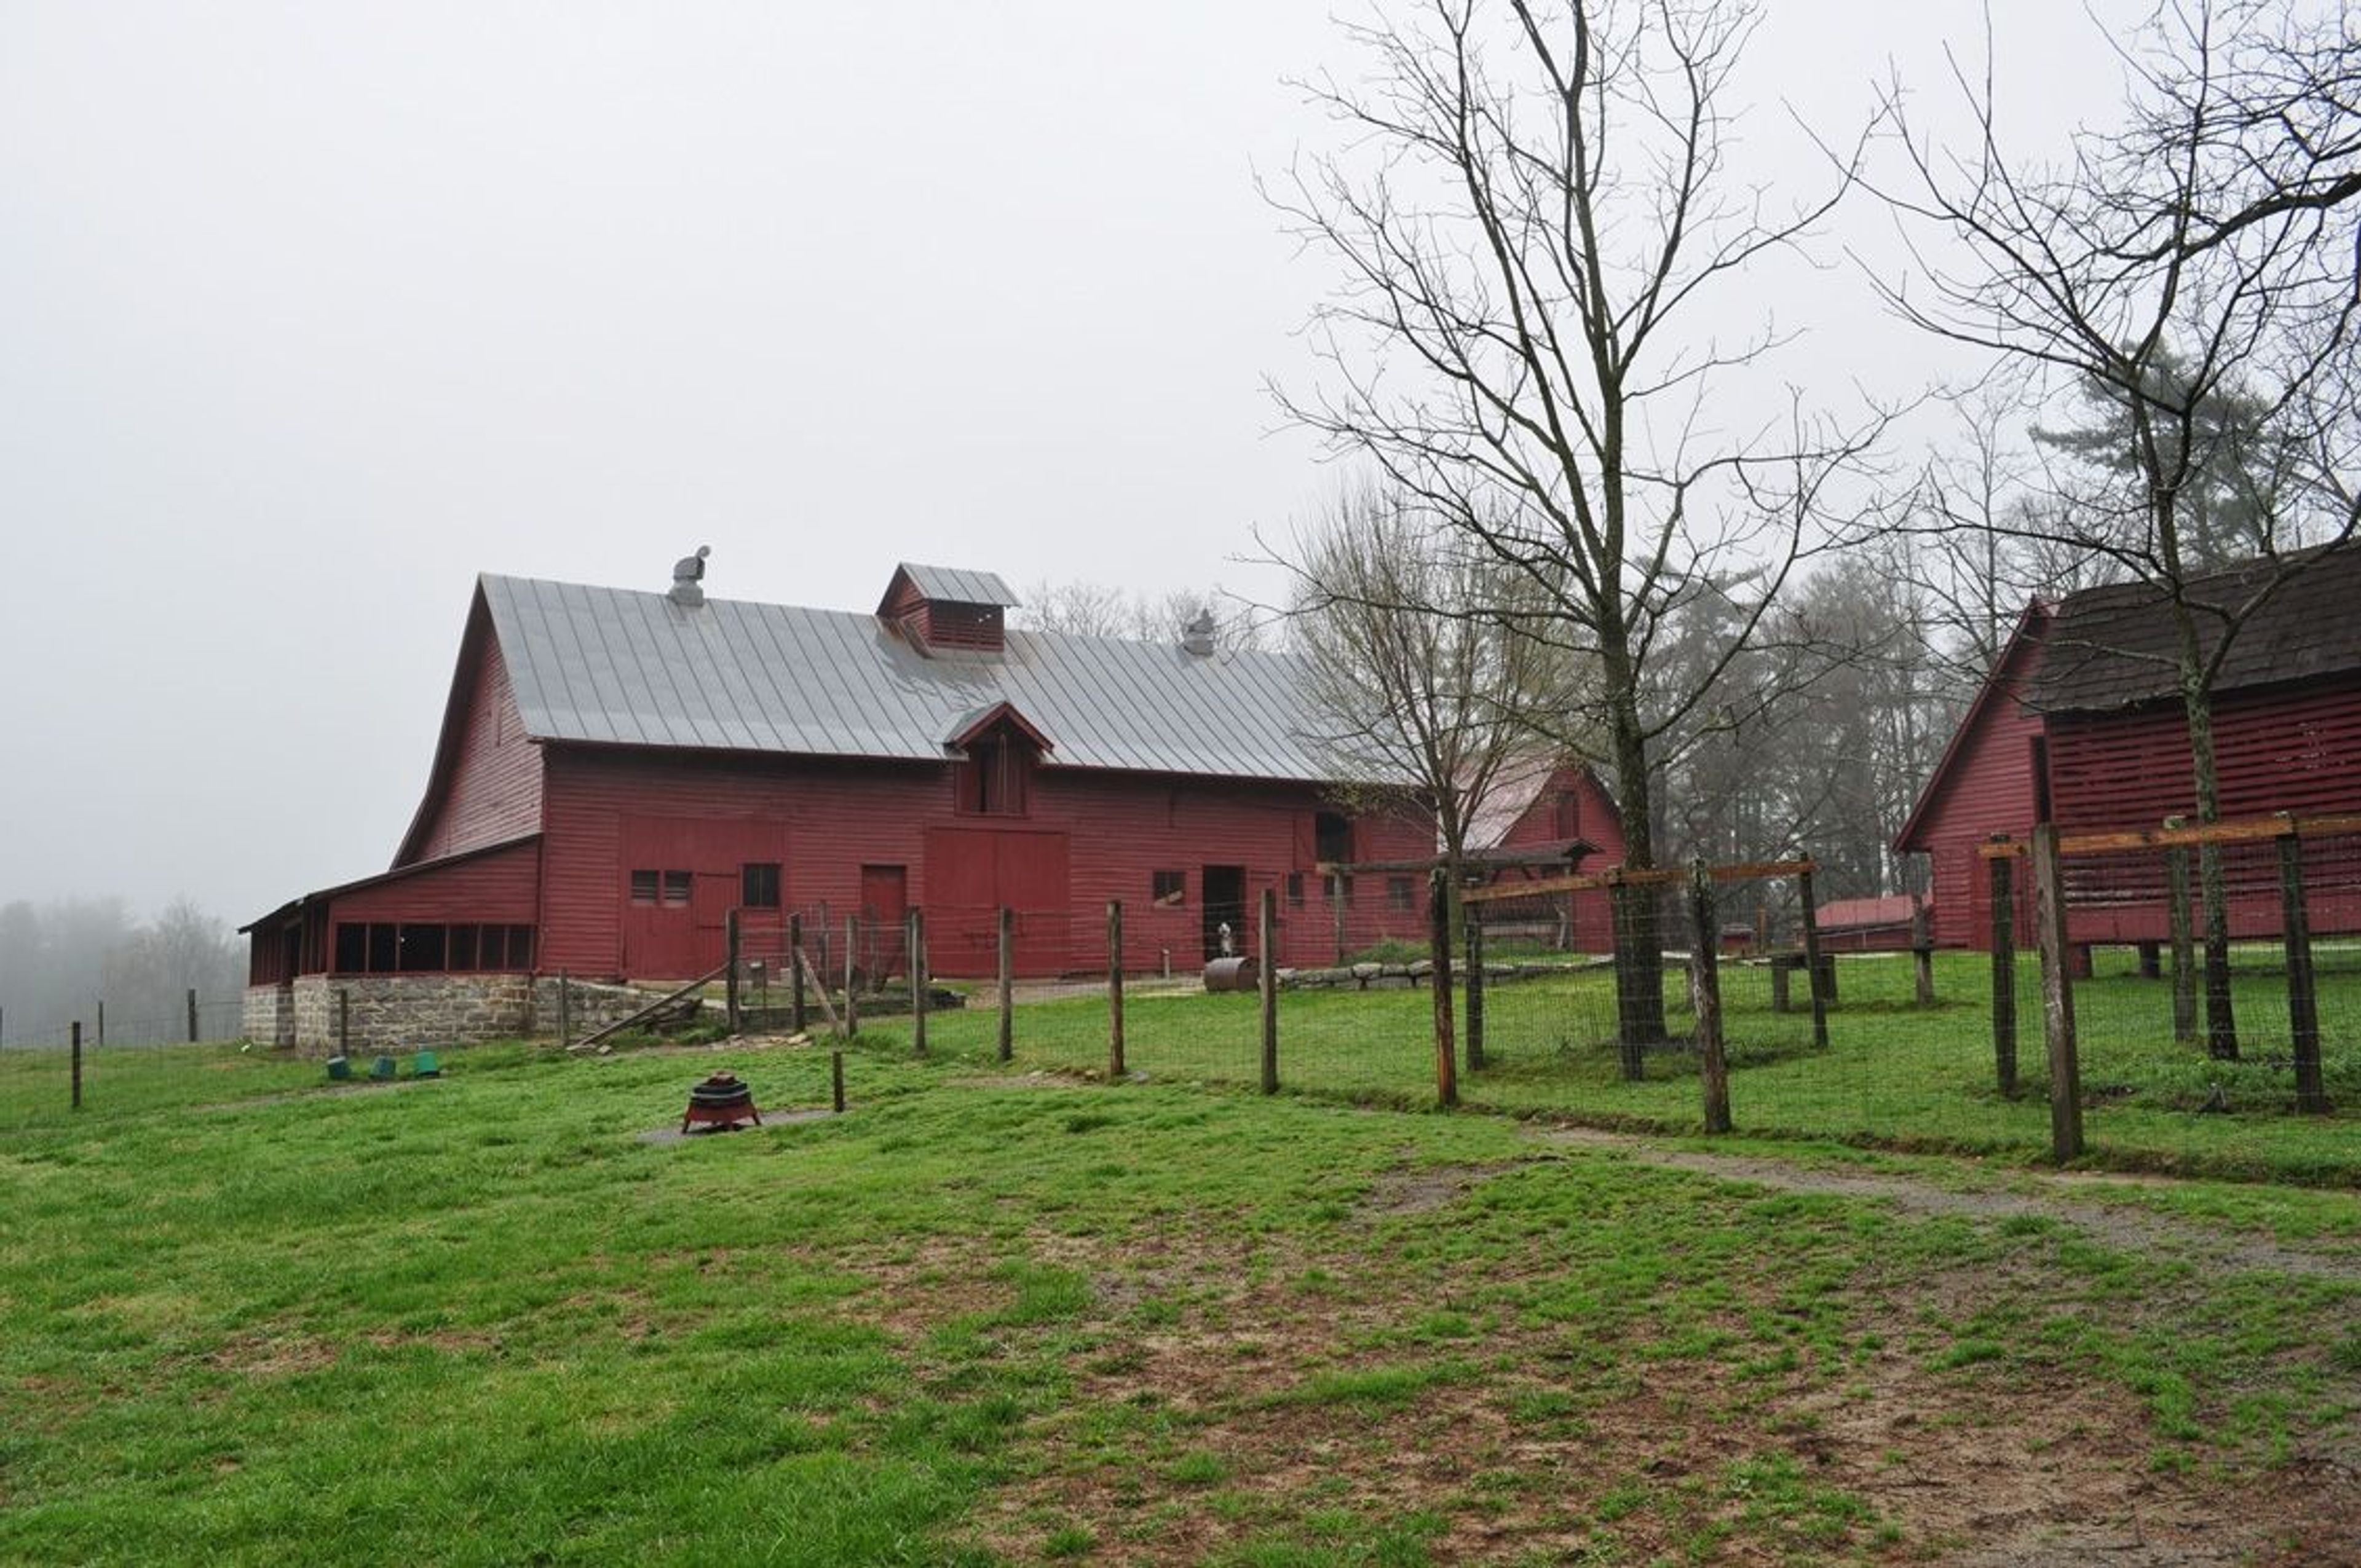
244,974,691,1055
243,985,296,1049
272,974,537,1056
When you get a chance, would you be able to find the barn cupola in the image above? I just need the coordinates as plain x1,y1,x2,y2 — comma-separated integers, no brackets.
878,562,1021,656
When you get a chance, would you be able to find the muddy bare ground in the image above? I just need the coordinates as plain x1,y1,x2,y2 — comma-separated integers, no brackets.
845,1120,2359,1565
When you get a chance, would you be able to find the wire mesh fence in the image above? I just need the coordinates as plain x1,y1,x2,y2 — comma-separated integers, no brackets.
833,851,2354,1177
0,994,279,1130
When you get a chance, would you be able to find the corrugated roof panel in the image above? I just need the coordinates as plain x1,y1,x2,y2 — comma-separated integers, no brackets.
480,573,1406,783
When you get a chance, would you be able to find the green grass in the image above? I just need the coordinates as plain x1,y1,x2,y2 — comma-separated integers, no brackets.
0,1034,2354,1563
866,950,2361,1184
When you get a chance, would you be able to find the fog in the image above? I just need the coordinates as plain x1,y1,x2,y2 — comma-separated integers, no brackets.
0,1,2145,932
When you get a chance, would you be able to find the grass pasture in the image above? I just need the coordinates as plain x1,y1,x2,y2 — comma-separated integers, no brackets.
1,1033,2356,1565
860,950,2361,1185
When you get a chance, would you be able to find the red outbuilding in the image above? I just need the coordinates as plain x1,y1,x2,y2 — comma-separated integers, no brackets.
244,559,1621,1050
1895,549,2361,950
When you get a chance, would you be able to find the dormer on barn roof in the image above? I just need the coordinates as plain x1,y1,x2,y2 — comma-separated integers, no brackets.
878,562,1022,655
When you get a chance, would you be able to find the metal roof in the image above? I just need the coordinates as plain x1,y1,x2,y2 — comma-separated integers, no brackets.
894,562,1021,607
481,573,1390,783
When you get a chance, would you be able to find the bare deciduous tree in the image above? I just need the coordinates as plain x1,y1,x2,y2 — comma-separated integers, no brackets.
1278,483,1588,892
1870,0,2361,1058
1270,0,1889,1058
1018,578,1276,652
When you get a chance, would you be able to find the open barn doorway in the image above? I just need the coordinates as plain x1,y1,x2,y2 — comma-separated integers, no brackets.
1201,865,1246,961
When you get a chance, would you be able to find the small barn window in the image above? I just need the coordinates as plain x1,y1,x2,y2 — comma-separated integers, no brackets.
630,870,660,906
1388,876,1415,912
742,862,781,908
662,870,692,907
1315,811,1353,865
1286,872,1305,908
1152,870,1185,907
1329,873,1355,908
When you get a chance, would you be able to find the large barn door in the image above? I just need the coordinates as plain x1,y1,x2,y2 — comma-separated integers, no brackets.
923,827,1072,977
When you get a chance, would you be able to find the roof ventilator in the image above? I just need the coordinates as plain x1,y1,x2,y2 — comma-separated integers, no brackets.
669,545,711,608
1182,610,1216,657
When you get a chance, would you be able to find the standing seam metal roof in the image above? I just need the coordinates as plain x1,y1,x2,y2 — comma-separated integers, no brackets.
895,563,1021,607
481,573,1390,783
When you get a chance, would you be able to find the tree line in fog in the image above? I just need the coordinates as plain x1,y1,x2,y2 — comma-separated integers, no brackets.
0,897,246,1046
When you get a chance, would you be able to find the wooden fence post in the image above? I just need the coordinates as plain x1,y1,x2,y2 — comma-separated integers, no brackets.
1429,869,1458,1108
1988,851,2018,1099
831,1049,845,1114
2031,824,2085,1162
842,915,858,1038
997,908,1014,1062
1331,874,1347,966
187,987,199,1044
1107,900,1125,1079
97,1001,105,1050
338,988,350,1059
1259,887,1279,1095
2164,818,2196,1044
909,908,928,1058
559,972,573,1050
1912,902,1935,1007
1690,861,1731,1134
71,1020,82,1111
1463,899,1485,1073
2277,824,2327,1114
725,910,742,1034
1796,869,1830,1051
788,914,806,1034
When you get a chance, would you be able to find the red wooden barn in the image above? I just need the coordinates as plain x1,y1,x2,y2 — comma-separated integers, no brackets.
1463,754,1628,951
1896,550,2361,950
241,559,1542,1049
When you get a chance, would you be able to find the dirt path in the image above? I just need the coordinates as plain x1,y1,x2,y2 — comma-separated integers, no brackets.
1538,1125,2361,1281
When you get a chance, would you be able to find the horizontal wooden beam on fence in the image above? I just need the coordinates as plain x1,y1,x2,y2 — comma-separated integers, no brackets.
1460,858,1816,905
1977,809,2361,859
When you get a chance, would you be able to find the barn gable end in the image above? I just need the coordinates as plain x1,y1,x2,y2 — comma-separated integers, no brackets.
395,586,546,869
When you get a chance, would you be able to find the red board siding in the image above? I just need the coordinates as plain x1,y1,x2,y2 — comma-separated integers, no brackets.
406,635,545,865
1899,637,2048,948
2048,677,2361,829
537,746,1434,980
333,839,542,923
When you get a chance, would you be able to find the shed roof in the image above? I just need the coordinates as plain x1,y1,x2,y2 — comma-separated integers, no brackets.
480,573,1383,783
2026,546,2361,714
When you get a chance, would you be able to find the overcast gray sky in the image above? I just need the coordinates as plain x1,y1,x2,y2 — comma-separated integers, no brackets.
0,1,2147,927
